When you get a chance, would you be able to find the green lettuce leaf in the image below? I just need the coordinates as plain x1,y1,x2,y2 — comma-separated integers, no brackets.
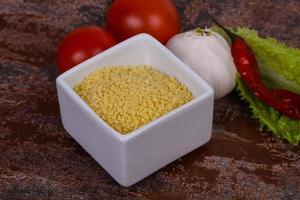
236,76,300,145
213,27,300,145
236,28,300,94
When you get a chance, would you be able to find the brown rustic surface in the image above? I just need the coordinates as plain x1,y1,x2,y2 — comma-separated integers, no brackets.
1,0,300,199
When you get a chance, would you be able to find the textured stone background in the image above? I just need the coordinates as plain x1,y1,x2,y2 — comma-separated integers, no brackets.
0,0,300,199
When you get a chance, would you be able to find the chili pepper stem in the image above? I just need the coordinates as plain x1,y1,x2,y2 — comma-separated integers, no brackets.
212,18,239,41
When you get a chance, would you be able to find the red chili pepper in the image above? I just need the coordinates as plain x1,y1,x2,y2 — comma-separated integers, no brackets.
272,89,300,107
213,19,300,120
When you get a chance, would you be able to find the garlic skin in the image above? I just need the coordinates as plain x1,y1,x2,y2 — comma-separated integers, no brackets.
166,28,236,100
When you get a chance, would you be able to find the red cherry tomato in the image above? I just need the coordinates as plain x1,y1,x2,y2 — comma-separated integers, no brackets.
56,26,117,73
106,0,181,44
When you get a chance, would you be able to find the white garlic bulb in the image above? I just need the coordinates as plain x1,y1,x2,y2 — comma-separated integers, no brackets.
166,28,236,99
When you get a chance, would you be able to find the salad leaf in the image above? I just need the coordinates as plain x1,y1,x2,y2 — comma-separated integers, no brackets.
213,27,300,145
235,28,300,145
237,76,300,145
212,26,300,93
236,28,300,94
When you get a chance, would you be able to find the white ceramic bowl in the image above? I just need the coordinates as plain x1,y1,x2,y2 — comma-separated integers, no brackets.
56,33,214,187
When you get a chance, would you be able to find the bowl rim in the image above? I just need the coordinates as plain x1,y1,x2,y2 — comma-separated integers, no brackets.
56,33,214,143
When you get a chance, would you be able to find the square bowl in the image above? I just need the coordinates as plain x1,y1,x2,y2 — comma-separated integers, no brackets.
56,33,214,187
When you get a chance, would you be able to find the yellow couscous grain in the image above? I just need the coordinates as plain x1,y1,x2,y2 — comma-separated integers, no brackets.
74,65,194,134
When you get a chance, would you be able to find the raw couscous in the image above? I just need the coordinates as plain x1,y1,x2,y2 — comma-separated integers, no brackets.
74,65,194,134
